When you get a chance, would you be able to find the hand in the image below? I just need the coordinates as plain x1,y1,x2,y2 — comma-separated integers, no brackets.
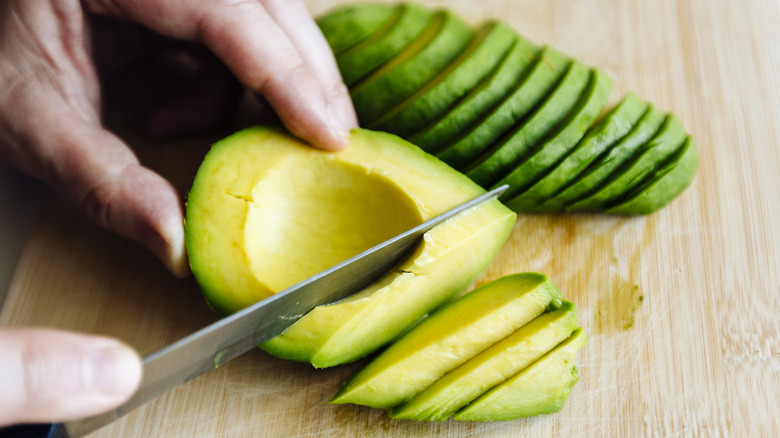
0,328,142,426
0,0,357,425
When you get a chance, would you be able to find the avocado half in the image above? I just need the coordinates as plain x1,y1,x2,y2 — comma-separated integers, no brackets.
318,2,698,214
185,125,516,367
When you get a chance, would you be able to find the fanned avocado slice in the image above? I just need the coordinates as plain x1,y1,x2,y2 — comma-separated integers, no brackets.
541,104,666,211
465,60,591,188
391,301,579,421
330,273,563,410
506,93,648,212
606,136,698,214
497,69,612,201
336,3,432,86
408,36,539,154
368,20,518,138
350,10,474,125
567,113,687,211
454,327,587,421
317,3,400,55
436,46,570,170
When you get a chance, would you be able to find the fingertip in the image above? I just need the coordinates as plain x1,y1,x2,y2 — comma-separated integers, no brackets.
0,329,143,425
153,212,190,278
83,340,143,399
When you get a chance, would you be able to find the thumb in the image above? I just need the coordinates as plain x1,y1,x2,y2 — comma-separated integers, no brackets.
0,328,142,426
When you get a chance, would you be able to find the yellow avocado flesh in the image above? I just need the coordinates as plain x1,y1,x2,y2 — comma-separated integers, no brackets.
261,199,514,367
330,273,563,409
185,126,516,362
391,301,578,421
454,327,587,421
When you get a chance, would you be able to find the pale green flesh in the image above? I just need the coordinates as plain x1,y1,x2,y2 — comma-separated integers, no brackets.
607,136,698,214
391,301,578,421
408,36,539,154
317,3,399,55
496,69,612,201
436,46,570,170
351,11,474,125
504,92,647,212
454,328,586,421
465,61,591,188
567,114,687,211
541,104,666,211
336,3,432,86
368,20,518,138
331,273,563,409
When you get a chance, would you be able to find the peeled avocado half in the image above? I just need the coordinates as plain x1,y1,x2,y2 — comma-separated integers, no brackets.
318,1,698,214
185,126,516,366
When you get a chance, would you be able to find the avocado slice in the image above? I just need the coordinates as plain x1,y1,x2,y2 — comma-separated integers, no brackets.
317,3,400,55
567,113,687,211
436,46,570,170
351,10,473,125
186,126,516,366
368,20,518,138
336,3,432,86
454,327,587,421
496,69,612,201
506,93,648,212
607,136,698,214
391,301,579,421
330,273,563,409
408,35,539,154
540,104,666,211
465,60,591,188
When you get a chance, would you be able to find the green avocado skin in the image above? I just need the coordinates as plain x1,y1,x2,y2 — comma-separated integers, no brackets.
317,3,399,55
409,36,539,154
437,47,570,170
336,3,432,86
465,60,591,188
567,113,687,211
319,2,698,211
351,11,474,125
506,92,647,212
541,104,666,211
497,68,613,202
368,21,518,138
607,136,698,214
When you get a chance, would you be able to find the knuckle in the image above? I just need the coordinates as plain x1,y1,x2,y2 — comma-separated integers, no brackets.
81,181,115,230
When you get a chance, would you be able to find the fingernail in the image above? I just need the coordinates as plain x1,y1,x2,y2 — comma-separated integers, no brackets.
327,105,352,149
83,343,142,397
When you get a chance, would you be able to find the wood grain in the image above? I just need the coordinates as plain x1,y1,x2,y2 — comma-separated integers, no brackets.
2,0,779,436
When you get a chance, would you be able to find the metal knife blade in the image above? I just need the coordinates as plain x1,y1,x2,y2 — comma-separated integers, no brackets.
41,184,508,437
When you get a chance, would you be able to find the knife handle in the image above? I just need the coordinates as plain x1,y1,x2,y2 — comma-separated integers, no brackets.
0,423,67,438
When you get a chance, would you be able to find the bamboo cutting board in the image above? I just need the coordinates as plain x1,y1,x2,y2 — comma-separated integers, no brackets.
2,0,779,436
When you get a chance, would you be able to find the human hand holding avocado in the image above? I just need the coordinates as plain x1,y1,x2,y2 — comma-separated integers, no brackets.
0,0,356,426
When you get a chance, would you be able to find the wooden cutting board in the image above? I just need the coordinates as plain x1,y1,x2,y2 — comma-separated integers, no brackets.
2,0,778,436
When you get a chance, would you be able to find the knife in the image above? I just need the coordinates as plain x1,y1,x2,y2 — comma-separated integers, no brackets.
2,185,508,438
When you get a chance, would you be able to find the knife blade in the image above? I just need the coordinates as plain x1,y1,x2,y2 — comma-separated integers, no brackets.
9,185,507,438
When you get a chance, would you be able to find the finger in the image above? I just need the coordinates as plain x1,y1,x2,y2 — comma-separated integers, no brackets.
87,0,353,150
259,0,358,129
194,1,351,150
0,328,141,425
36,112,189,277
